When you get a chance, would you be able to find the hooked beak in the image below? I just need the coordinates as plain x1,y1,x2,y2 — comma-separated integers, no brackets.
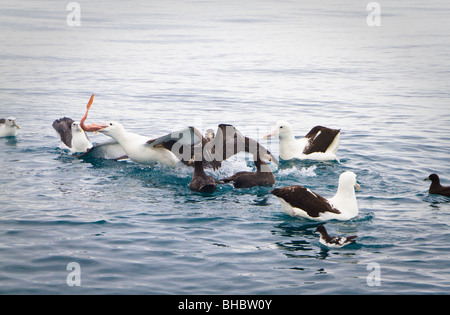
13,121,20,129
95,123,110,132
263,129,277,140
355,182,361,191
423,176,430,181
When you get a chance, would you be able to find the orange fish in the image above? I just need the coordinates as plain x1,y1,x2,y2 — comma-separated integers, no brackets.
80,94,108,132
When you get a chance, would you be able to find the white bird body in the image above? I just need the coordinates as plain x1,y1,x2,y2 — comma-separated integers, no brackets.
68,122,93,153
271,171,360,222
265,120,340,161
53,118,92,153
0,117,20,137
99,122,178,167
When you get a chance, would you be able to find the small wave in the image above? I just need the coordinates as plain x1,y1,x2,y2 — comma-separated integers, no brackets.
276,165,317,179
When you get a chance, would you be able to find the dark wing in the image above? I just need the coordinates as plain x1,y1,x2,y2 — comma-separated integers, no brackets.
52,117,74,148
147,126,203,150
77,140,128,160
0,118,5,124
271,185,340,218
146,126,205,163
303,126,340,154
206,124,279,165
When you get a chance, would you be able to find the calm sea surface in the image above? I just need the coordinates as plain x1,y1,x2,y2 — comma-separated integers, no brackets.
1,0,449,294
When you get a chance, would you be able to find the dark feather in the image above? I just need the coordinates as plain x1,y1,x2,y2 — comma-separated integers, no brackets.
303,126,340,154
271,185,340,218
52,117,74,148
189,160,216,193
426,174,450,197
146,124,278,170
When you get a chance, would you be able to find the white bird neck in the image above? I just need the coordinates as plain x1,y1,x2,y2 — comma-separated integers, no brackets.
101,128,132,149
335,183,356,199
279,131,297,149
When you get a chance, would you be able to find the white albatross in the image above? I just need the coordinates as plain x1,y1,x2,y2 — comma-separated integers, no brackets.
53,117,93,153
264,120,340,161
271,171,360,221
95,121,180,167
0,117,20,137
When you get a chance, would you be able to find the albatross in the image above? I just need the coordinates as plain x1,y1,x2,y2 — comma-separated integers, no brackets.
79,95,279,192
53,117,93,153
271,171,360,221
79,94,183,166
264,120,340,161
0,117,20,137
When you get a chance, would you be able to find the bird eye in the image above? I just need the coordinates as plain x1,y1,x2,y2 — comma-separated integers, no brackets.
110,123,113,126
279,126,283,129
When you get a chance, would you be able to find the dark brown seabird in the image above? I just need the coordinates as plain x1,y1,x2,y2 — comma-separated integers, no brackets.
315,225,357,248
218,153,275,188
424,174,450,197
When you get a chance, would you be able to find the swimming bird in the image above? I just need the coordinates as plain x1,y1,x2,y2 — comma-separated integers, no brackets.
53,117,127,160
189,159,216,193
424,174,450,197
264,120,340,161
80,94,278,169
315,225,357,248
0,117,20,137
271,171,360,221
78,94,184,166
218,153,275,188
139,123,279,170
53,117,93,153
95,122,180,167
148,124,278,191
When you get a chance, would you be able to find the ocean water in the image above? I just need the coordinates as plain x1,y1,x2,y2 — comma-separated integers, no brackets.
1,0,450,294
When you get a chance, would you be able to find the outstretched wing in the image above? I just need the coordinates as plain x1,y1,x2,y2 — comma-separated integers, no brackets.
52,117,74,148
147,126,203,149
303,126,340,154
206,124,279,165
271,185,340,218
146,126,207,163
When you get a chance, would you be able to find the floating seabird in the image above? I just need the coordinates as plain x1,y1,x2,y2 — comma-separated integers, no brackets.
116,123,278,169
424,174,450,197
79,94,278,171
271,171,360,221
53,117,93,153
264,120,340,161
201,124,278,169
0,117,20,137
315,225,357,248
96,122,181,166
53,116,127,160
189,159,216,193
78,94,181,166
218,153,275,188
